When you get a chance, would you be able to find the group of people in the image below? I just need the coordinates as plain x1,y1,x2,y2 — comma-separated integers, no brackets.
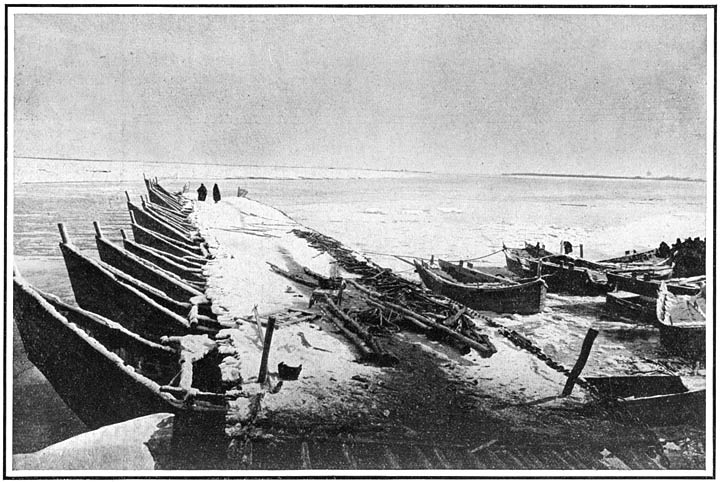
197,183,221,203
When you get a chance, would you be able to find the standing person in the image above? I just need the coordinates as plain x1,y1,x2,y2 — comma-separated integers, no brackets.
212,183,221,203
197,183,207,201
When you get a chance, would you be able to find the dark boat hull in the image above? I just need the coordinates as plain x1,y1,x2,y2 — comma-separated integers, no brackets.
657,324,705,360
13,277,184,429
415,261,546,315
607,272,702,298
60,242,198,340
96,235,204,301
605,291,656,324
128,201,198,246
132,222,207,259
504,248,609,296
122,236,207,283
584,376,704,425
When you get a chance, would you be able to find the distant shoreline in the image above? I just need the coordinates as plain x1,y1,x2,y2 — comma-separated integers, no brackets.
13,156,432,175
503,172,705,183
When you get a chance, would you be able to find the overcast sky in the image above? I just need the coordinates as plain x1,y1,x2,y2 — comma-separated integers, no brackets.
13,13,708,177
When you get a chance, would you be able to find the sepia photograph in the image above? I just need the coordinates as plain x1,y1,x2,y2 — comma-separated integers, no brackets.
6,4,714,476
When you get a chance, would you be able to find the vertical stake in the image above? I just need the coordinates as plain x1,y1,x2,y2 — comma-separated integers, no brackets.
562,328,599,396
579,244,584,258
93,221,103,238
257,316,277,384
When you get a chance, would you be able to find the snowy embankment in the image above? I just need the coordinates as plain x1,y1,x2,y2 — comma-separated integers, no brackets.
193,196,380,417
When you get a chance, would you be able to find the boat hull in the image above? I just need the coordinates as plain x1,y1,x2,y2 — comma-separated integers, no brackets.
13,277,182,429
415,261,546,315
60,242,195,340
128,201,198,246
607,272,703,298
584,376,704,425
504,249,608,296
96,235,203,301
605,291,656,324
132,222,207,259
122,237,207,283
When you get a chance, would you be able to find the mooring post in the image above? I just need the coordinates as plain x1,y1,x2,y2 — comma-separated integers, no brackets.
120,229,128,240
57,223,69,244
561,328,599,396
257,316,277,384
580,244,584,258
93,221,103,238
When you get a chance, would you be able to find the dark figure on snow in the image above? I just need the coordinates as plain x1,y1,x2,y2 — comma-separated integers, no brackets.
212,184,221,203
197,183,207,201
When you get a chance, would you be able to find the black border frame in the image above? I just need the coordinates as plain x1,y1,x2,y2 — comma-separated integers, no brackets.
3,3,716,479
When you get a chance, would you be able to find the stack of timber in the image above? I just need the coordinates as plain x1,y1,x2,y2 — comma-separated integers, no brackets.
414,259,546,315
292,229,498,359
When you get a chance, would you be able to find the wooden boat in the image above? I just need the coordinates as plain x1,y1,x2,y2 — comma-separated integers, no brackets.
144,177,192,214
598,248,668,265
129,209,205,256
142,196,194,226
127,197,201,246
503,246,610,296
607,272,704,298
120,230,207,283
131,220,209,260
503,244,672,296
95,223,206,300
13,272,227,430
655,282,705,359
414,260,546,315
58,225,216,340
438,259,531,284
605,291,656,324
140,196,199,234
584,375,705,425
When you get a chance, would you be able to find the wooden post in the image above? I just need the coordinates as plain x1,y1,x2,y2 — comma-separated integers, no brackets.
561,328,599,396
93,221,103,238
257,316,277,384
237,187,242,197
579,244,584,258
120,229,128,240
57,223,69,244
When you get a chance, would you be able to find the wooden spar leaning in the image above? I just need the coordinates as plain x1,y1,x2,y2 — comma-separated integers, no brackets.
561,328,599,396
257,316,277,384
